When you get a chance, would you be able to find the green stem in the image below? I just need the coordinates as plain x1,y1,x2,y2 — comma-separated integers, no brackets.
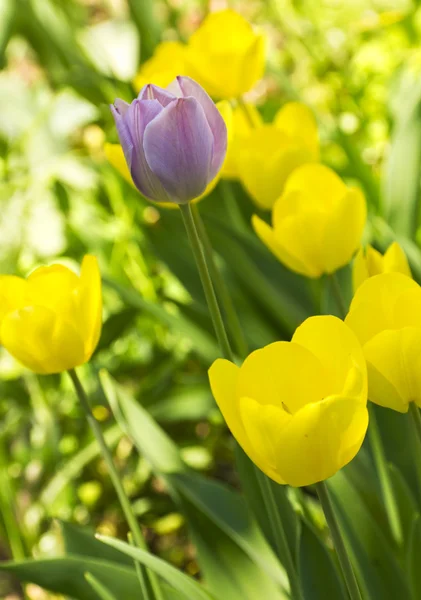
191,204,248,358
68,369,157,600
368,405,403,546
315,482,362,600
179,203,234,361
329,273,347,319
257,470,303,600
410,402,421,444
0,441,26,561
409,402,421,502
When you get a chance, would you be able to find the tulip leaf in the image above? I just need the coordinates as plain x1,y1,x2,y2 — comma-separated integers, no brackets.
406,514,421,599
100,370,288,598
382,74,421,239
388,464,418,550
328,464,410,600
85,573,118,600
97,536,214,600
298,520,347,600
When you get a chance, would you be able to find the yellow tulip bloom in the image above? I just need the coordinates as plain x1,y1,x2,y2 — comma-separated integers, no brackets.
352,242,411,292
346,273,421,413
209,316,368,487
0,256,102,374
186,10,265,99
105,100,233,208
133,41,189,92
236,103,319,209
253,164,367,278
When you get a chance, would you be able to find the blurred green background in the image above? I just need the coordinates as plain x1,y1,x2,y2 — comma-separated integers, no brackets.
1,0,421,598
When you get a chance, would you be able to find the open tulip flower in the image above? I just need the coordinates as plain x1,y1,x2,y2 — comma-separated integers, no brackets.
0,256,102,374
186,9,265,99
209,316,368,487
352,241,411,292
346,273,421,413
236,103,319,209
253,164,367,277
111,76,227,205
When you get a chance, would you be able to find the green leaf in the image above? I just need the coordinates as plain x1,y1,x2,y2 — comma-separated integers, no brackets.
388,464,418,549
97,536,214,600
85,572,118,600
298,520,347,600
95,308,139,354
100,371,288,598
407,514,421,599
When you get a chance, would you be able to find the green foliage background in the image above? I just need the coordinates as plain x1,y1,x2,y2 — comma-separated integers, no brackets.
1,0,421,598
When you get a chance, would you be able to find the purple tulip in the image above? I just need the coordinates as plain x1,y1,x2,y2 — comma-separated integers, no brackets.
111,76,227,204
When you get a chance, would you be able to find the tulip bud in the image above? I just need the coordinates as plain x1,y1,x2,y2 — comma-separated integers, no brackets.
346,273,421,413
352,242,411,292
0,256,102,374
209,316,368,487
111,76,227,205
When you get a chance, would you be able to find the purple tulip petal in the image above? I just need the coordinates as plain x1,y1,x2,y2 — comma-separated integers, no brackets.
138,84,176,107
143,97,214,203
176,76,227,179
111,100,134,165
116,98,173,202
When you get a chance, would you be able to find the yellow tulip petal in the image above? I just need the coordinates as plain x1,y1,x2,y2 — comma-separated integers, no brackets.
239,396,289,484
352,247,370,293
252,215,312,276
364,328,421,412
208,359,256,461
275,394,368,487
105,143,133,186
292,315,367,398
238,341,330,413
321,188,366,274
384,242,411,277
77,255,102,359
133,41,188,92
1,306,85,374
346,273,420,345
274,102,319,159
0,275,27,335
283,164,346,210
27,264,79,317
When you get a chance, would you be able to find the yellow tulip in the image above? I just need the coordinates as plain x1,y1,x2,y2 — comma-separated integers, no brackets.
186,10,265,99
236,103,319,209
105,100,233,209
352,242,411,292
253,164,367,277
0,256,102,374
346,273,421,413
133,41,189,92
209,316,368,487
222,103,262,179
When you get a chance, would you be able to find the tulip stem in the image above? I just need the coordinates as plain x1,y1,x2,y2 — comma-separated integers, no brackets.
191,204,248,358
368,404,403,547
68,369,158,600
329,273,347,318
409,402,421,502
179,202,234,361
409,402,421,445
257,470,303,600
315,481,362,600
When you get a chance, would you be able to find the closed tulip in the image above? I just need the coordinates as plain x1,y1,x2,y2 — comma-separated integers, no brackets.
253,164,367,277
133,41,189,92
186,10,265,99
111,76,227,205
346,273,421,413
353,242,411,292
236,103,319,209
209,316,368,487
0,256,102,374
222,103,263,179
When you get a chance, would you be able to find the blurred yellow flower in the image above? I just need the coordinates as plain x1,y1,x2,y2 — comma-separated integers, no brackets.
105,100,232,209
346,273,421,413
209,316,368,487
0,256,102,374
253,164,366,278
222,103,262,179
353,242,411,292
186,9,265,99
236,102,319,209
133,41,189,92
